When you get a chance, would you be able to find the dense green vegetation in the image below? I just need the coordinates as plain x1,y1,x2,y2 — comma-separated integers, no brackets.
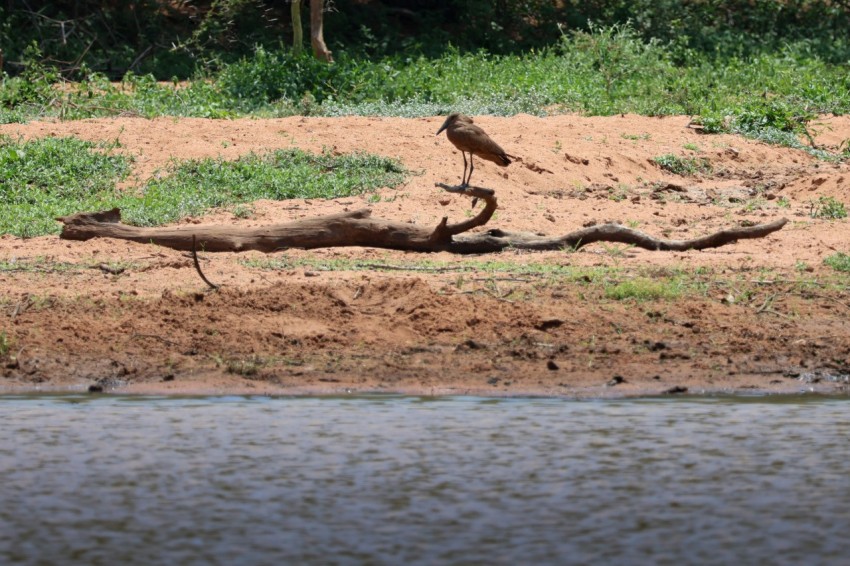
3,1,850,77
0,136,407,236
3,25,849,155
1,3,849,160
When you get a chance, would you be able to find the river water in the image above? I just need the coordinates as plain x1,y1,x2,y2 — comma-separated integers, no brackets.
1,394,849,565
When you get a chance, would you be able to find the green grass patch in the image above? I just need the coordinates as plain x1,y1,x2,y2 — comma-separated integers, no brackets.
119,149,407,226
243,255,618,279
0,138,407,236
824,253,850,273
0,257,83,273
652,154,712,176
245,256,698,299
0,136,131,237
808,196,847,220
604,277,683,301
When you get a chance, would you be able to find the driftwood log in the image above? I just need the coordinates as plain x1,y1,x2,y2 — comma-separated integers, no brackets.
58,184,788,254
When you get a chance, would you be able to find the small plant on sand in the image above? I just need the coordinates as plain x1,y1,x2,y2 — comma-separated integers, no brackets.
652,154,712,176
809,196,847,220
225,355,265,376
607,184,631,202
622,133,651,142
231,203,255,219
742,197,768,212
601,243,633,258
824,252,850,273
605,278,682,301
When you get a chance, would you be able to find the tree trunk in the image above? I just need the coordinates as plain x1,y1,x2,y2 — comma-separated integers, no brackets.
291,0,303,55
310,0,333,62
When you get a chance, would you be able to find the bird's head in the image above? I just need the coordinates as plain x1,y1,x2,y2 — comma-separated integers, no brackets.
436,113,472,135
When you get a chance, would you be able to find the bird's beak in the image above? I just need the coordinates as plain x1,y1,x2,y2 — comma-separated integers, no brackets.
436,118,450,136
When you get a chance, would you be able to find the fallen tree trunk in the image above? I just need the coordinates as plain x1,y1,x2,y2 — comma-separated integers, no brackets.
57,184,788,254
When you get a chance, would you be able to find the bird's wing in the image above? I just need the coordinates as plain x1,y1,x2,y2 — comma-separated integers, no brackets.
458,124,510,165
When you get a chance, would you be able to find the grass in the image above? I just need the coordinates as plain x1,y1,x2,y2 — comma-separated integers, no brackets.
244,256,850,307
0,137,408,236
0,135,132,237
604,278,683,301
119,149,408,227
0,257,84,274
824,253,850,272
245,256,701,298
652,154,713,176
808,196,848,220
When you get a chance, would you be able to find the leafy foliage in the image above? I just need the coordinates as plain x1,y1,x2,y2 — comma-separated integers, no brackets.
824,253,850,273
0,44,61,110
3,19,849,127
3,1,850,79
808,196,848,220
2,14,850,159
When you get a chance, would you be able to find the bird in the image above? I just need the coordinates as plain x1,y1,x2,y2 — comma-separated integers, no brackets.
436,113,511,188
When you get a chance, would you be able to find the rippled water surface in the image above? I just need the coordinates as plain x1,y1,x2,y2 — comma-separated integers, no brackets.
2,394,849,565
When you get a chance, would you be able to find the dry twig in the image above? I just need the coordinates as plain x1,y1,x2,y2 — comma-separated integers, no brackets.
192,234,220,291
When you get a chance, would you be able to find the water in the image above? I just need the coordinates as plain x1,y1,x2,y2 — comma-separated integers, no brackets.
1,394,849,565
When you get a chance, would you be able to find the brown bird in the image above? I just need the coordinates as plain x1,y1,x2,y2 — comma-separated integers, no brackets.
436,113,511,187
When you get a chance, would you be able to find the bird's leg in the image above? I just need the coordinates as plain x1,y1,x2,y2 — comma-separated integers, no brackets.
467,155,478,208
460,152,469,188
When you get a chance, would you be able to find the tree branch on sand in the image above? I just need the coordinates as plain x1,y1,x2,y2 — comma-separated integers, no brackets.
57,184,787,255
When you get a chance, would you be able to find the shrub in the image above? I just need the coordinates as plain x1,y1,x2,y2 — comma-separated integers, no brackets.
604,278,682,301
652,154,712,176
809,196,847,219
824,252,850,272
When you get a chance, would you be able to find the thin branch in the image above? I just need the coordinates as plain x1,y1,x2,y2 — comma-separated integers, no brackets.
192,234,219,291
127,44,154,73
434,183,497,236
